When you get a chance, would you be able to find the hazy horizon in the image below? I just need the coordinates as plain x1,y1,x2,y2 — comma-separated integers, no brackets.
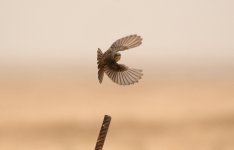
1,0,234,150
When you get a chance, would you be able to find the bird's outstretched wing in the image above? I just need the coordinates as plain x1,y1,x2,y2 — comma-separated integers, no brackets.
104,63,143,85
108,34,142,52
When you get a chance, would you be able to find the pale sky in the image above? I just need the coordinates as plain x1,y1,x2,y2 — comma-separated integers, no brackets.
0,0,233,78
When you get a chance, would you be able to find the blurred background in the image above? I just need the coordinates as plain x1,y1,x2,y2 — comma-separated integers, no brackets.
0,0,234,150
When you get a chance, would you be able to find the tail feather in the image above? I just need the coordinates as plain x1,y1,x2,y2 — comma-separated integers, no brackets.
97,48,103,62
97,48,104,83
98,68,104,83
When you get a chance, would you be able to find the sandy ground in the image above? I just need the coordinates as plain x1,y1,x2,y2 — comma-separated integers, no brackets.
0,73,234,150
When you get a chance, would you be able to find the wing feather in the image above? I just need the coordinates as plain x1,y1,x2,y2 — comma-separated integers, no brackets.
123,72,131,85
109,34,142,52
124,72,135,83
121,72,127,85
104,64,143,85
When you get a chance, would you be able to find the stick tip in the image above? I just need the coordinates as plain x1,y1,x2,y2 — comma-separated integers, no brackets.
104,115,111,119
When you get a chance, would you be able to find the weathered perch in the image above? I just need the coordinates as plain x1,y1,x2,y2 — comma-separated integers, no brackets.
95,115,112,150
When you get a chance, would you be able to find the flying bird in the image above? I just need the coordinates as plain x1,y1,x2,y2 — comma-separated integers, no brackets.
97,34,143,85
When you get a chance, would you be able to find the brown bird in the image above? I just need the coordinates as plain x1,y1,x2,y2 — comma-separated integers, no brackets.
97,34,143,85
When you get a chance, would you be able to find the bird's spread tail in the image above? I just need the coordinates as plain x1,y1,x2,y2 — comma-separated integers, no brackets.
97,48,104,83
98,68,104,83
97,48,103,63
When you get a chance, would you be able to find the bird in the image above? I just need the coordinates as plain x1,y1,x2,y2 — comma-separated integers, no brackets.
97,34,143,85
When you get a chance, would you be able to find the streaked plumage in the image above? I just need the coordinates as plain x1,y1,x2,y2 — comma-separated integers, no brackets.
97,34,143,85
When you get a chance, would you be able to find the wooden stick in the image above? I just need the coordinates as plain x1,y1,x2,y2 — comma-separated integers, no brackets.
95,115,112,150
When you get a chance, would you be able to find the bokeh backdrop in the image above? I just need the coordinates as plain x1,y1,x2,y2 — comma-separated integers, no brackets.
0,0,234,150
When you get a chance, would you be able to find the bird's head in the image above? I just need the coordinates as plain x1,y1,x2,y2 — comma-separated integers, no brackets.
114,53,121,62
